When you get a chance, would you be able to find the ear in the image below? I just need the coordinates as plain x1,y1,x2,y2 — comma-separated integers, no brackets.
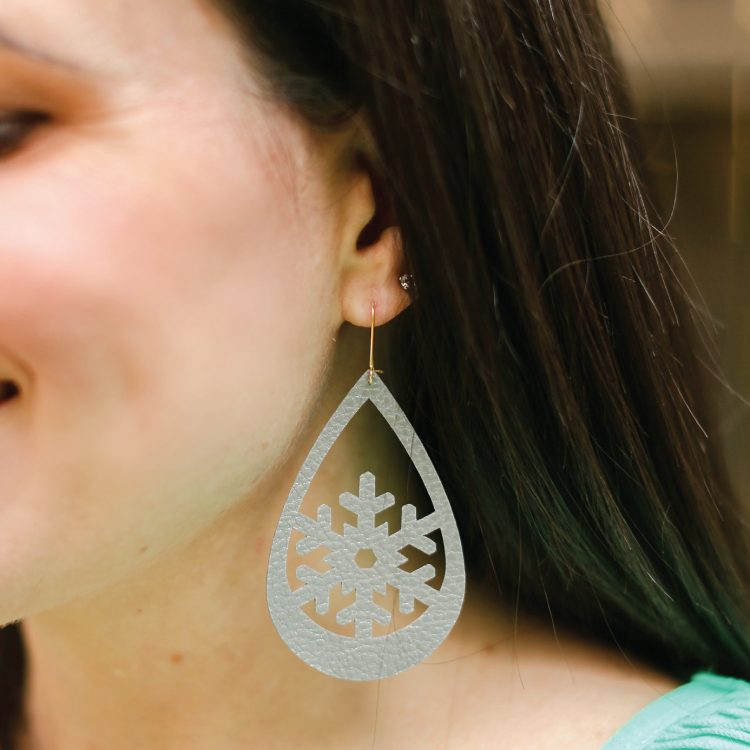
336,152,412,328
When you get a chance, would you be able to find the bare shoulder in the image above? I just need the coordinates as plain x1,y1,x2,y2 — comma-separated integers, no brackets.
382,586,682,750
493,625,683,750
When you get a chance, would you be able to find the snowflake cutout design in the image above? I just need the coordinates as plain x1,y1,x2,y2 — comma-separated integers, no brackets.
291,471,442,638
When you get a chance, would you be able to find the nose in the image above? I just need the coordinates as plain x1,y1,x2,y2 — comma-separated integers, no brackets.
0,379,20,405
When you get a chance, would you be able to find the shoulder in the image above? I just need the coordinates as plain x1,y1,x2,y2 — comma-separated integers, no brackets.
384,586,688,750
476,625,687,750
382,582,750,750
600,670,750,750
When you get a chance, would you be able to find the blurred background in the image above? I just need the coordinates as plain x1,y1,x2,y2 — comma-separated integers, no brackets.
601,0,750,505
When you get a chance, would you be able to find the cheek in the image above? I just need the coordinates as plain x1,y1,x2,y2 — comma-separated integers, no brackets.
0,108,337,617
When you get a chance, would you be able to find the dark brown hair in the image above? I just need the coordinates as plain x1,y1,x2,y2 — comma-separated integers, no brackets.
209,0,750,674
2,0,750,742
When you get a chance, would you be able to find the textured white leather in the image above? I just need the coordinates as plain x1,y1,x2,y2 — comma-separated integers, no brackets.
266,370,465,681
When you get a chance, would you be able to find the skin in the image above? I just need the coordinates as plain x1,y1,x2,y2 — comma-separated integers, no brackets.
0,1,681,748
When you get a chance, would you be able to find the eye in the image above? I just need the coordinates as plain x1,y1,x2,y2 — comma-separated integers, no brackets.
0,110,50,159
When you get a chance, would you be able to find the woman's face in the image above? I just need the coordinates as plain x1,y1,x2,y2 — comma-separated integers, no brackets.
0,0,353,621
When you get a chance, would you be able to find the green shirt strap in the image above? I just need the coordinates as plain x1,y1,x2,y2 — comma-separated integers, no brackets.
601,671,750,749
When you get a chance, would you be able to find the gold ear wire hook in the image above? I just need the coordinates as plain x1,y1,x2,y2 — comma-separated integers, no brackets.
369,301,384,385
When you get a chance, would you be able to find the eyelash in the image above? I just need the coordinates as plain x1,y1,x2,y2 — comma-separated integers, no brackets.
0,110,50,158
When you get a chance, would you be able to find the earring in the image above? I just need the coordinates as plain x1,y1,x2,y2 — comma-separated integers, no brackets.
266,299,465,681
398,272,414,292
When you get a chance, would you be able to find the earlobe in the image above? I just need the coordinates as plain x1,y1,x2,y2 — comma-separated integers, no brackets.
340,225,413,328
337,153,412,328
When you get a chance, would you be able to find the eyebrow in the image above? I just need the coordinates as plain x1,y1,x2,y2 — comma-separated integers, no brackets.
0,25,88,73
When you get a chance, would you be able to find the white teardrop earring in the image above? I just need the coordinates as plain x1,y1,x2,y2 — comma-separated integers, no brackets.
266,298,465,681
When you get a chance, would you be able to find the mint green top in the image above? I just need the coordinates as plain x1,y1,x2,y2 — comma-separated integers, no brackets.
600,671,750,749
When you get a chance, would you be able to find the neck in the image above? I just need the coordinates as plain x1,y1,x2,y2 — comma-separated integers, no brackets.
12,359,519,750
